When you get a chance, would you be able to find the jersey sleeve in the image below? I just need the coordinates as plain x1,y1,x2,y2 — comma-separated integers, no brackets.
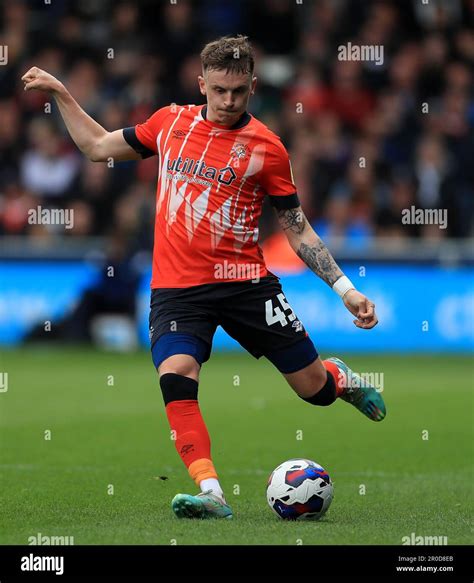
122,106,170,159
259,140,300,209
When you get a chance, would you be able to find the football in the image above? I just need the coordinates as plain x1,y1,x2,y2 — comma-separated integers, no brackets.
266,458,334,520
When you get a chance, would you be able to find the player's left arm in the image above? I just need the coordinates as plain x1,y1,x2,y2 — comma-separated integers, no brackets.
276,206,378,329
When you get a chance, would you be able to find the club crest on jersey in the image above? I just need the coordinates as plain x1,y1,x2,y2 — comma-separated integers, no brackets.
231,143,247,160
167,156,237,185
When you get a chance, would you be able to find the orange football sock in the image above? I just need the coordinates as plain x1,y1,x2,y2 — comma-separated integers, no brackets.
323,359,346,397
165,399,218,486
188,458,218,487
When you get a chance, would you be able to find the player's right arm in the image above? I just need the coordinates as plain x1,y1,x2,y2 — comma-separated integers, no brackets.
261,137,378,329
276,205,378,329
21,67,141,162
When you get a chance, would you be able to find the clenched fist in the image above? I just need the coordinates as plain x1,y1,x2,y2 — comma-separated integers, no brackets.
21,67,63,94
343,289,379,329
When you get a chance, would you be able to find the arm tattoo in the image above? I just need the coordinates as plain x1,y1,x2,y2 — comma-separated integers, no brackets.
277,208,306,235
297,239,343,287
276,205,343,286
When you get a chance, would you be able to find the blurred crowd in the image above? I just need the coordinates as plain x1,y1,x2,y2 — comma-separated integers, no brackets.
0,0,473,254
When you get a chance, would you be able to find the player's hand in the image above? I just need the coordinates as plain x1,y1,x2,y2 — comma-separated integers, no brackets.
21,67,63,94
342,289,378,329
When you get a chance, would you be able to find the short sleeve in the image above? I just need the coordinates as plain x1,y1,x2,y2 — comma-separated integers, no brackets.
259,140,300,209
123,106,170,158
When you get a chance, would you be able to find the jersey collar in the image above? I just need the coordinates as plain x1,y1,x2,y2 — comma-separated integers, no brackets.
201,105,251,130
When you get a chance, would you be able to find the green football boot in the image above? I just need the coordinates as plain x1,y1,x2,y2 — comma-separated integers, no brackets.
171,490,233,519
327,356,386,422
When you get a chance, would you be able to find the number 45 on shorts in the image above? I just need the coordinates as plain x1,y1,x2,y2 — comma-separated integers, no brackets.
265,293,299,327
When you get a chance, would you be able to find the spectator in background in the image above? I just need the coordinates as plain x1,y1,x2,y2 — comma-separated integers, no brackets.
376,174,418,239
0,0,472,254
0,173,35,236
312,195,373,248
415,133,448,213
20,118,80,201
323,60,376,131
0,99,22,179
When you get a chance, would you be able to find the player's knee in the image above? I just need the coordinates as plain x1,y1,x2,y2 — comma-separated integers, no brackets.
285,358,327,398
158,354,200,381
159,372,199,405
307,363,328,392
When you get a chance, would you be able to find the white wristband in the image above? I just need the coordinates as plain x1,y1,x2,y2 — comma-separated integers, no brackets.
332,275,355,298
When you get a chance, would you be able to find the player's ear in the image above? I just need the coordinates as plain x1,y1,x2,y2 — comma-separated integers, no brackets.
198,75,207,96
250,76,257,95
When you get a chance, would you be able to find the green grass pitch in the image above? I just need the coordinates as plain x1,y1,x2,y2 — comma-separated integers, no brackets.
0,348,472,545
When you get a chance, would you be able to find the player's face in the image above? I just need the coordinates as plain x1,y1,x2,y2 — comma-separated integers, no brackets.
198,69,257,126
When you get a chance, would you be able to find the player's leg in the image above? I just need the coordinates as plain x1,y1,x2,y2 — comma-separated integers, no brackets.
278,352,339,401
153,338,233,519
218,275,385,422
278,350,386,421
159,353,200,380
149,288,232,518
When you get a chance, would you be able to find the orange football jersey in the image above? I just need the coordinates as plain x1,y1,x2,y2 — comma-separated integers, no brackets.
128,104,297,288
